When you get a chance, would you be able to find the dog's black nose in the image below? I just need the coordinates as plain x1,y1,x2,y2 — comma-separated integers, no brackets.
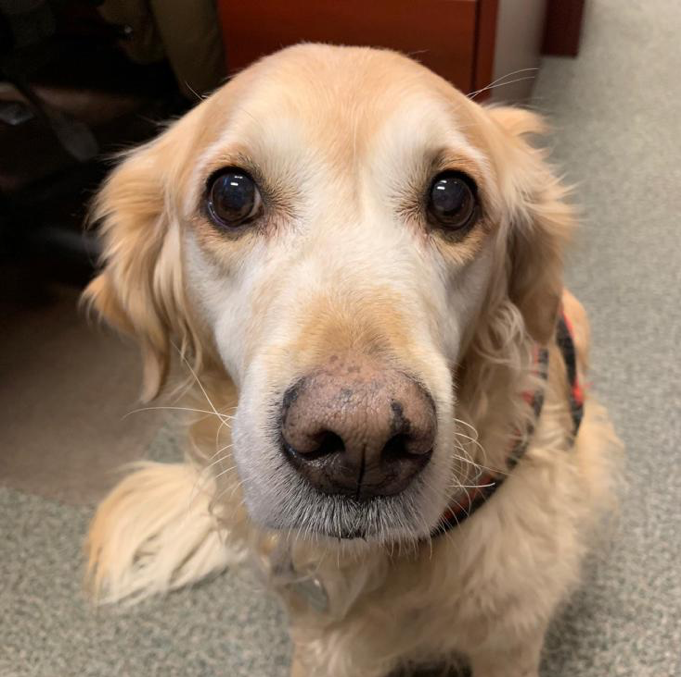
280,355,435,499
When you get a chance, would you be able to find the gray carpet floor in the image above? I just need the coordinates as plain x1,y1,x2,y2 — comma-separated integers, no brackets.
1,0,680,675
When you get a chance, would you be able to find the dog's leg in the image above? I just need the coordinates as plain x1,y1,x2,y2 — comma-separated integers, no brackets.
86,461,246,603
468,628,545,677
290,657,308,677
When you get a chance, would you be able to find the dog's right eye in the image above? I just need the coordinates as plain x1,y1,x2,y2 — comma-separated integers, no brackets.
206,169,262,228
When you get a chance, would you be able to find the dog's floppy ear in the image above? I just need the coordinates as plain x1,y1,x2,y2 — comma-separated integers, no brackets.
83,121,197,401
487,107,575,345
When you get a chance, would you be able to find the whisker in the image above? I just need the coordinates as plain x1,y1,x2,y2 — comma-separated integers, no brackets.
171,342,227,423
184,81,207,102
184,438,222,520
468,75,537,101
453,429,486,452
214,416,231,455
206,441,234,461
467,67,538,100
212,464,238,481
453,429,490,470
452,417,481,439
122,405,226,420
198,449,234,477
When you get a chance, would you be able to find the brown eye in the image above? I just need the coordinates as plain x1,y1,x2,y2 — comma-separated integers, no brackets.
207,169,262,228
428,172,478,231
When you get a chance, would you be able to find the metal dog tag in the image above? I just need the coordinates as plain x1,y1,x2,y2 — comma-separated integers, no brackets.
288,574,329,613
269,541,330,613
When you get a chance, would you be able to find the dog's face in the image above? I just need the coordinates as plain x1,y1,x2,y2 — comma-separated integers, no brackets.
87,45,571,543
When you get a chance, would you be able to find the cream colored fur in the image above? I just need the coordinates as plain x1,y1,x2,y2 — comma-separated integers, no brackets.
87,461,246,604
83,45,622,677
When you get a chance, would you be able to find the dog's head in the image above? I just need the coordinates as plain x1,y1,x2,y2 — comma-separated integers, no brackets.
86,45,573,543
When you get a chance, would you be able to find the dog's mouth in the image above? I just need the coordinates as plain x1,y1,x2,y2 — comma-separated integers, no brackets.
238,452,439,543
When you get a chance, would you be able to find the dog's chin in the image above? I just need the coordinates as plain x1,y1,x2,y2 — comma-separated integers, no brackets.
242,473,441,545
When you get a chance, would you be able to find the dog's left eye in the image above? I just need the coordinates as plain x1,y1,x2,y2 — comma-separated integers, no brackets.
428,172,478,231
206,169,262,228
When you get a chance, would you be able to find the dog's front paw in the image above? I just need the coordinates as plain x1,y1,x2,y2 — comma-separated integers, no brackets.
86,461,244,603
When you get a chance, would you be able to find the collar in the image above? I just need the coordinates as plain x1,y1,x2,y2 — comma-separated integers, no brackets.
432,310,584,538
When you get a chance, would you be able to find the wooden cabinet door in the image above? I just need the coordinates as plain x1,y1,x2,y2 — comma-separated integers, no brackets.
218,0,484,94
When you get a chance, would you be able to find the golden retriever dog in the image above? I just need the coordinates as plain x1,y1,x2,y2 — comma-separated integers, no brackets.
84,44,621,677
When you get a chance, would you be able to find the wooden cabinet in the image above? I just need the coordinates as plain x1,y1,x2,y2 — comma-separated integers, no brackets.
217,0,548,102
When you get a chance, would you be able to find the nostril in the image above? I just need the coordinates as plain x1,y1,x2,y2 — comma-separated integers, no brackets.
381,434,432,461
284,430,345,461
309,430,345,459
382,434,409,461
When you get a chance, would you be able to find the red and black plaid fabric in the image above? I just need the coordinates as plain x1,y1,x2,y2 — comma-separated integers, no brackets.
433,310,585,537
